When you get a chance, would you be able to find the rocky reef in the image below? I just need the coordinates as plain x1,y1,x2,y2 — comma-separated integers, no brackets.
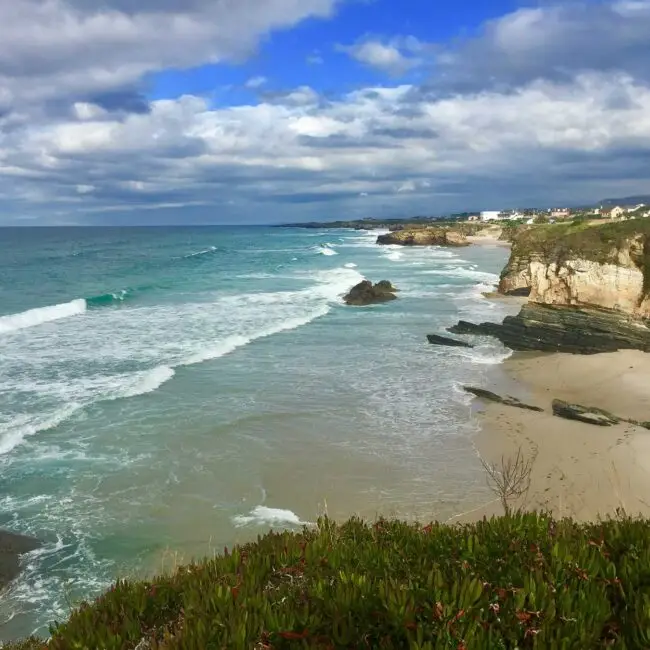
449,303,650,354
463,386,543,412
343,280,398,306
377,227,469,247
426,334,473,348
0,530,41,591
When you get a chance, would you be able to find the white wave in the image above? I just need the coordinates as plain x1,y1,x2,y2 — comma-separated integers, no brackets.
181,334,251,366
0,266,365,456
455,347,513,365
385,250,403,261
0,403,83,457
119,366,175,398
0,299,86,335
318,247,338,256
184,246,217,258
419,267,500,283
232,506,310,528
344,262,358,268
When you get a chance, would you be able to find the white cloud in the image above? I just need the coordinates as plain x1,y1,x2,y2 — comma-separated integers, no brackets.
338,37,422,75
2,1,650,223
245,76,268,89
3,71,650,223
0,0,341,118
430,0,650,91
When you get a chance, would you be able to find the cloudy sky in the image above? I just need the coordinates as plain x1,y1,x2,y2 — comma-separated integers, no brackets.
2,0,650,225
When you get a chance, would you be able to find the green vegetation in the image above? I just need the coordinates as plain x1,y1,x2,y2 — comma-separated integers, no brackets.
7,512,650,649
509,219,650,297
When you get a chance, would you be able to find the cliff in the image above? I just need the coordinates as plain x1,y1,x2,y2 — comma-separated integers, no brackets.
377,227,469,247
499,221,650,317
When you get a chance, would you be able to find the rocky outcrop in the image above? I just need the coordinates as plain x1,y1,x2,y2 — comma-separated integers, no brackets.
377,228,469,247
552,399,650,429
463,386,544,412
0,530,41,591
426,334,473,348
343,280,398,306
498,221,650,317
551,400,621,426
448,303,650,354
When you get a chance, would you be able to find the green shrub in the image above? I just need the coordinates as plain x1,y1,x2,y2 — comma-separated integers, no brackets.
6,512,650,649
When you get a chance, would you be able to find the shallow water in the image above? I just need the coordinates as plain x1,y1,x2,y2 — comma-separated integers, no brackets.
0,226,515,639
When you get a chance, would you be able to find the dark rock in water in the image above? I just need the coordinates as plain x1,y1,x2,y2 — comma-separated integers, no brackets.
448,303,650,355
552,400,621,426
374,280,398,293
0,530,41,591
427,334,473,348
343,280,398,306
464,386,544,412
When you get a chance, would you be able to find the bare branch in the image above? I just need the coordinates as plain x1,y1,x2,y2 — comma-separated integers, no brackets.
480,447,536,515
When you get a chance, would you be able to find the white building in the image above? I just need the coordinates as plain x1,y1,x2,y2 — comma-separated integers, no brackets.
480,211,501,222
627,204,645,213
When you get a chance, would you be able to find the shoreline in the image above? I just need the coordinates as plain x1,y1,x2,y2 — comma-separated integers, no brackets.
452,350,650,523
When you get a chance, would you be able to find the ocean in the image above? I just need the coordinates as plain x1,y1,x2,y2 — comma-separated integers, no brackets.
0,226,514,639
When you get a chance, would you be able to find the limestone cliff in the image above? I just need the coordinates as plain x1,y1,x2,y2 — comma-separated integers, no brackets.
498,221,650,317
377,227,469,247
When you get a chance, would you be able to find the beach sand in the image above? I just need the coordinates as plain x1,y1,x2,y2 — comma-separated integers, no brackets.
452,350,650,523
466,235,510,247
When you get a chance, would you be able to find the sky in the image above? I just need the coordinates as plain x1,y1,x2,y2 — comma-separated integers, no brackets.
2,0,650,225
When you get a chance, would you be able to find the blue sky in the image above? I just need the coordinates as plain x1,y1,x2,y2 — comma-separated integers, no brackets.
1,0,650,224
148,0,522,102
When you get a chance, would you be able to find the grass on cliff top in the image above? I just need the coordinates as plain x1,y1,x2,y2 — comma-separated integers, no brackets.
512,218,650,261
7,512,650,649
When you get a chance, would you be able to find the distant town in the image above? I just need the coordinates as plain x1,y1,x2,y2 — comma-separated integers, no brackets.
287,197,650,230
465,202,650,224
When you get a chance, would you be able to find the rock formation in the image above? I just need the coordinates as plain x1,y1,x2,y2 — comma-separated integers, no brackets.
426,334,474,348
449,303,650,354
551,400,621,426
377,227,469,247
0,530,41,591
449,221,650,354
498,221,650,317
343,280,398,306
551,399,650,429
463,386,544,412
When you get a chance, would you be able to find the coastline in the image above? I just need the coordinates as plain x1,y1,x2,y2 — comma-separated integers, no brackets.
453,350,650,523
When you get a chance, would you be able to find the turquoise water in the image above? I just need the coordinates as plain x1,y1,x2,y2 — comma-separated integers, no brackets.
0,226,514,639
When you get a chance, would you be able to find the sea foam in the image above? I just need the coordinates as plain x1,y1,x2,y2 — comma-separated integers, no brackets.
0,266,364,456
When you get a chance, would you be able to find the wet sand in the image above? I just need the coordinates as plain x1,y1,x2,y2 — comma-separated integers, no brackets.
452,350,650,522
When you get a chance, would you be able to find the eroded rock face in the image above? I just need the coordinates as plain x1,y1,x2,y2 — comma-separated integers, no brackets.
501,258,650,314
377,228,469,247
448,303,650,354
498,224,650,317
343,280,398,306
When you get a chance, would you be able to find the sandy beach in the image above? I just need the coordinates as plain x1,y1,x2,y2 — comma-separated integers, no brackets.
454,350,650,522
466,233,511,247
